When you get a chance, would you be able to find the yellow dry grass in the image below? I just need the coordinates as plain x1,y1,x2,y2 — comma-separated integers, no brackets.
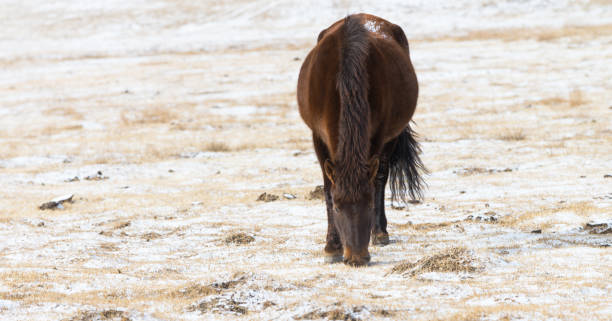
424,23,612,43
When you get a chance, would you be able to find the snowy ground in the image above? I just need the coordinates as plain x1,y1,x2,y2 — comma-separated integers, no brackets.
1,0,611,320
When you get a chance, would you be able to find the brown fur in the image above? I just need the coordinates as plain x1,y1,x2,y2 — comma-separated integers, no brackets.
297,13,423,266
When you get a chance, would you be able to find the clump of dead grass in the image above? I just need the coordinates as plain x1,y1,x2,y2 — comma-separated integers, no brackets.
204,141,231,152
497,129,526,141
389,247,479,277
224,232,255,245
257,192,279,202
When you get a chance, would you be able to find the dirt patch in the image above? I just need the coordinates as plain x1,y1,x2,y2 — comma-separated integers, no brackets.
389,247,480,277
257,192,279,202
224,232,255,245
307,185,325,200
66,309,130,321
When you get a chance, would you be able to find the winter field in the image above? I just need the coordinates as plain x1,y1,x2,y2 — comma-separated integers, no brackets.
1,0,611,320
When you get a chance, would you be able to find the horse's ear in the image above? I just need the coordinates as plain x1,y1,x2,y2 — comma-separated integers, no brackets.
369,157,380,184
324,159,335,184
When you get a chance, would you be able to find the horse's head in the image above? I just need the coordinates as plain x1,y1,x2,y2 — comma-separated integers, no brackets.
324,157,379,266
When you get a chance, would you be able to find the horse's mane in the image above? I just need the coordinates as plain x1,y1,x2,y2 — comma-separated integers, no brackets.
334,15,371,202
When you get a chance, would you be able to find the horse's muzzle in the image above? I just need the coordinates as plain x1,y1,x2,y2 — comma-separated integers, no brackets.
343,246,371,266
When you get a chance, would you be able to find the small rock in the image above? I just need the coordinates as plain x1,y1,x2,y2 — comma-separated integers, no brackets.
283,193,296,200
192,201,203,206
408,199,421,204
168,169,175,173
604,174,612,178
293,57,301,61
531,229,542,234
460,190,466,194
64,176,79,182
257,192,279,202
39,194,74,210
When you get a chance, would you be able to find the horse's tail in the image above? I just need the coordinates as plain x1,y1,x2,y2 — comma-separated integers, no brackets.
389,125,427,203
334,15,371,195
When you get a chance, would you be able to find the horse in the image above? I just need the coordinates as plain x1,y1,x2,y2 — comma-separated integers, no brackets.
297,13,425,266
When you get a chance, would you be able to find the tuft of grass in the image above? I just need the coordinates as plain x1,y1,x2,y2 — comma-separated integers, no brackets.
389,247,479,277
497,129,525,141
224,232,255,245
204,141,231,152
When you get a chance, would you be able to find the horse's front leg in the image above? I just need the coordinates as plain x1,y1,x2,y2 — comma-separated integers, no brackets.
322,176,343,263
312,135,343,263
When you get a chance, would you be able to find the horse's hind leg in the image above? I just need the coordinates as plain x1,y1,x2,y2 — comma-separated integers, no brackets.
313,135,343,263
372,142,395,246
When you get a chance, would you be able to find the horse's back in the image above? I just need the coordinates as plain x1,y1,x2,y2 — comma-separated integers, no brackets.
297,14,418,152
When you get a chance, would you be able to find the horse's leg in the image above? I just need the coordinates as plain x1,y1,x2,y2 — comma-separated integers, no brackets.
313,134,343,263
371,141,396,246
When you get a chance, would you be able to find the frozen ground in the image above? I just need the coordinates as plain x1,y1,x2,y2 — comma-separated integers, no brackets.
1,0,611,320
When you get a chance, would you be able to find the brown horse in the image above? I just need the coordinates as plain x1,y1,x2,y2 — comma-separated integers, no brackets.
297,13,425,266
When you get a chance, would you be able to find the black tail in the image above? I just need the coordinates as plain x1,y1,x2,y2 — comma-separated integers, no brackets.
389,125,427,203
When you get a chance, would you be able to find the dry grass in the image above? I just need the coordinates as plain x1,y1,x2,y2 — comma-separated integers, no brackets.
389,247,479,277
120,107,176,125
204,141,231,152
497,129,526,141
426,23,612,42
501,202,599,230
224,232,255,245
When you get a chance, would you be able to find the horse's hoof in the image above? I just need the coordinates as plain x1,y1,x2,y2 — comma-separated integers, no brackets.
324,254,343,264
343,255,371,267
371,232,390,246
